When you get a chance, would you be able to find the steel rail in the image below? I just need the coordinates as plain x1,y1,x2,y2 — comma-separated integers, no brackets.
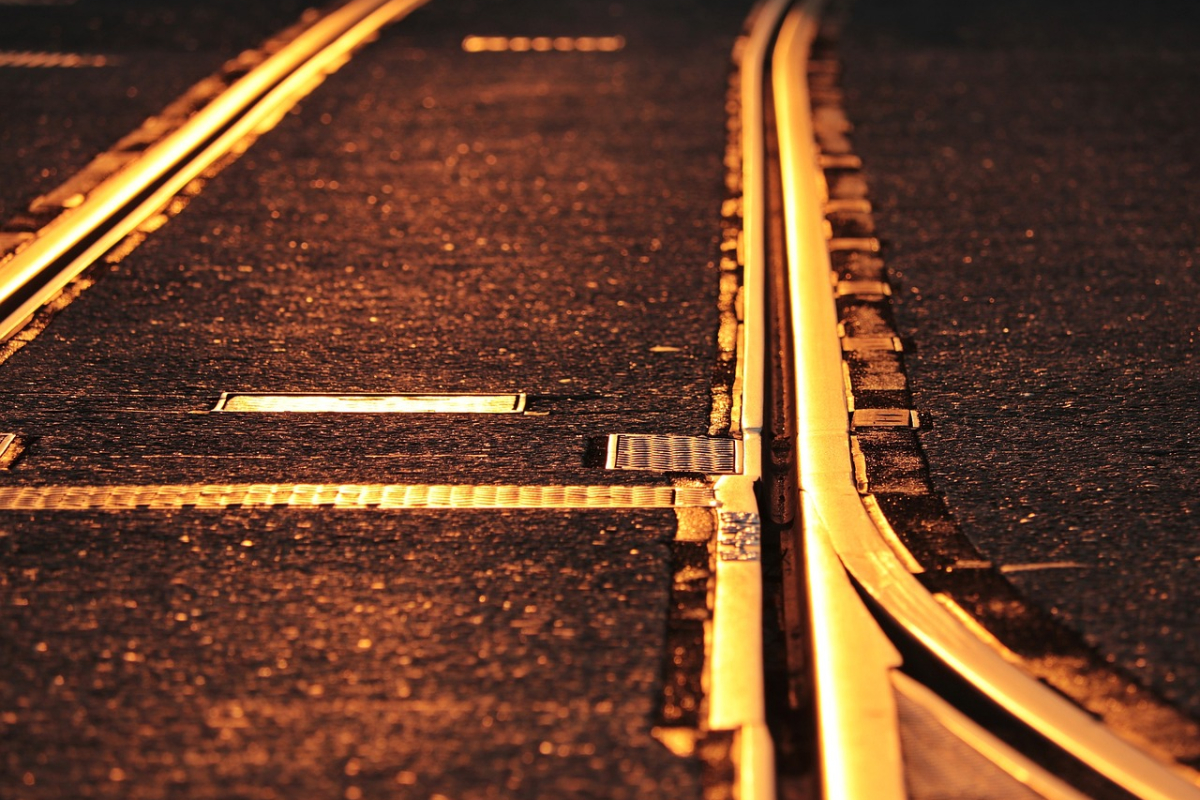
772,6,907,799
706,3,795,798
773,3,1200,799
0,0,429,343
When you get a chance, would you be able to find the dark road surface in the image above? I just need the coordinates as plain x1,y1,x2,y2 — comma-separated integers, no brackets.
3,509,689,797
841,0,1200,721
0,0,751,796
4,0,1200,795
0,0,307,221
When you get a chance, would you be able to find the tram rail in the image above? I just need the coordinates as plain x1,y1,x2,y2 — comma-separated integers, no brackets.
753,1,1200,798
0,0,1197,796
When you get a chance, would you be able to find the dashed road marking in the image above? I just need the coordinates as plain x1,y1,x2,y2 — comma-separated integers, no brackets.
0,51,113,68
461,35,624,53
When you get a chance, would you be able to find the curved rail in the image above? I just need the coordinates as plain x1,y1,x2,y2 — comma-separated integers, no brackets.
0,0,429,342
773,3,1200,799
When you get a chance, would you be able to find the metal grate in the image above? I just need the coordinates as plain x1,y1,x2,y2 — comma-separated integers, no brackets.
0,483,716,510
212,393,527,414
605,434,742,474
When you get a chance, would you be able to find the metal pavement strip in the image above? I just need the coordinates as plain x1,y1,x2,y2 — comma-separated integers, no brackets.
0,484,715,510
0,51,114,68
212,393,527,414
0,0,430,343
460,36,625,53
774,4,1200,800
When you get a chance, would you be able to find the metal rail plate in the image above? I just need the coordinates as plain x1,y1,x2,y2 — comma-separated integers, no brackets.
852,408,920,429
211,392,527,413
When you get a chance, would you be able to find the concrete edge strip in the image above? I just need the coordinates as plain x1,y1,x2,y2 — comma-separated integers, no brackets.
775,4,1200,800
0,0,431,342
0,483,716,510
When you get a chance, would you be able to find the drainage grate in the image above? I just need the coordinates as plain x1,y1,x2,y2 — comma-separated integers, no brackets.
211,393,527,414
605,434,742,474
0,483,717,510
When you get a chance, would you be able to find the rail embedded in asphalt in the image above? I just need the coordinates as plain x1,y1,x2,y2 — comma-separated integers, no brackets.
770,2,1200,799
0,1,781,796
0,0,429,344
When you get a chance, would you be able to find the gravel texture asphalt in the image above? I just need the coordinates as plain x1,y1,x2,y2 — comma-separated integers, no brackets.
841,0,1200,718
0,0,308,221
0,1,751,796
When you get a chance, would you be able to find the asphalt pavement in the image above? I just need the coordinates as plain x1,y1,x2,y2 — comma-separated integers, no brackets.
0,0,751,796
7,0,1196,794
841,0,1200,722
0,0,307,221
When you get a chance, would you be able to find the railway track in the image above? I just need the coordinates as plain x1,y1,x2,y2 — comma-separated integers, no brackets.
745,1,1200,798
0,0,429,344
0,0,1197,797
